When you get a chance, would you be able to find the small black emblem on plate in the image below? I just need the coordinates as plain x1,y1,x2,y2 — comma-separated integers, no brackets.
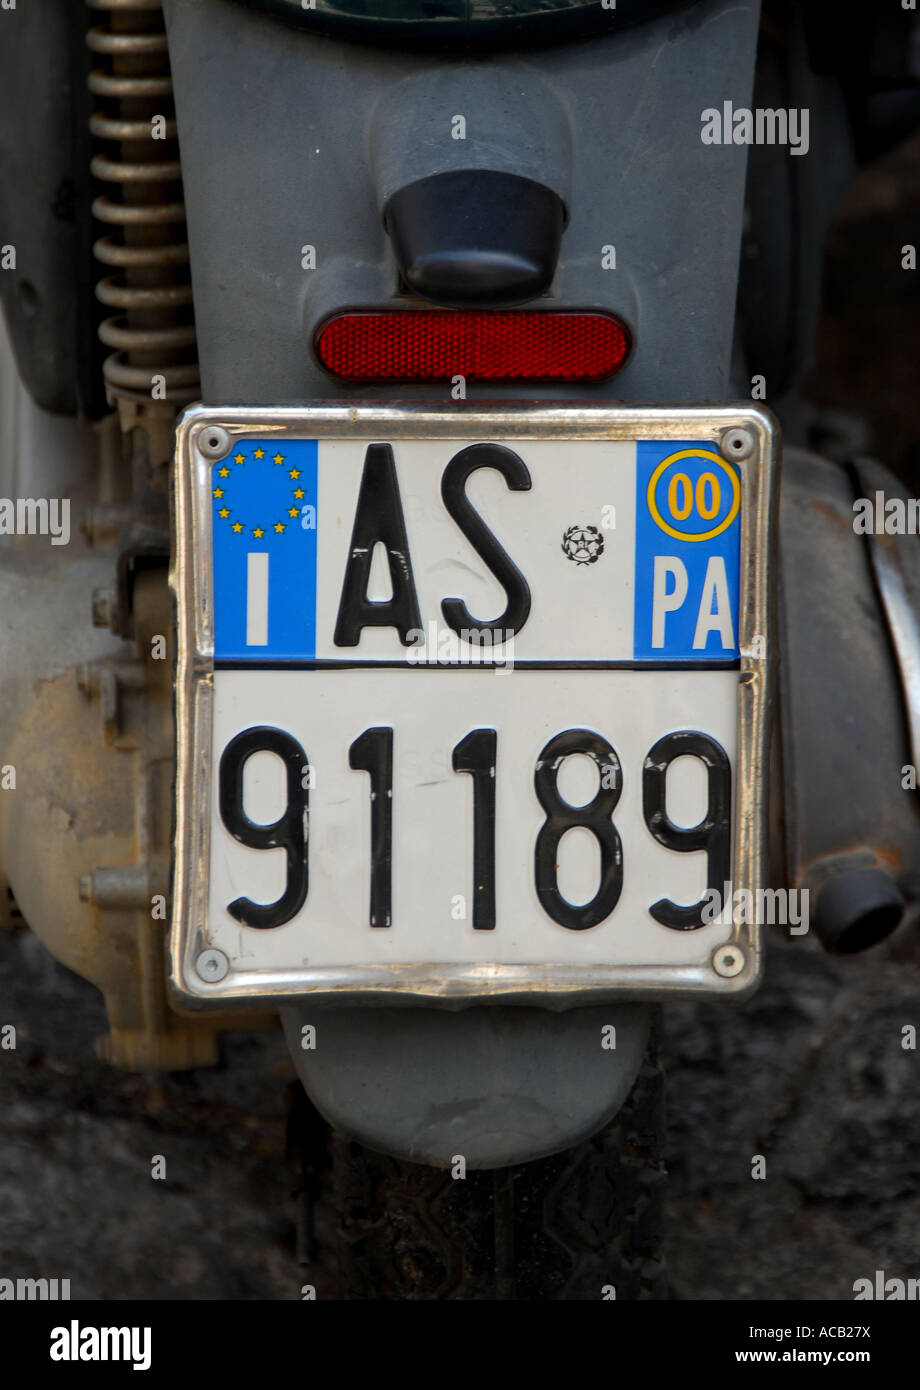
561,524,605,565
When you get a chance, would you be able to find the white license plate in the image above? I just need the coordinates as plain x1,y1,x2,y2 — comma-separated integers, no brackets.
170,405,776,1007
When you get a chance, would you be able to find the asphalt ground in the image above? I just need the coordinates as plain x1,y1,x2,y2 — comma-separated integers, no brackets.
2,918,919,1300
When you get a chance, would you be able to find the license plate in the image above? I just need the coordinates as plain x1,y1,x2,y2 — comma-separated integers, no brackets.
169,405,776,1007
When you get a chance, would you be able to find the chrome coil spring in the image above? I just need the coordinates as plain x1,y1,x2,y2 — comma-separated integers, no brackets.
87,0,199,406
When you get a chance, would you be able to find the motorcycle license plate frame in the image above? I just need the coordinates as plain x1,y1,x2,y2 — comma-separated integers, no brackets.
168,403,777,1010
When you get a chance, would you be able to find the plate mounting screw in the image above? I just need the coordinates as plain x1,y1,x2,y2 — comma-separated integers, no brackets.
195,948,229,983
712,943,746,978
720,426,754,462
198,426,231,461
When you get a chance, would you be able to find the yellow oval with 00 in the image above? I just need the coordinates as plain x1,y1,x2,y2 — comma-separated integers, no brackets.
646,448,741,542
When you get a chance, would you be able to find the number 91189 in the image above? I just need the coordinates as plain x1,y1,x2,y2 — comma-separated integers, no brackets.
217,724,731,935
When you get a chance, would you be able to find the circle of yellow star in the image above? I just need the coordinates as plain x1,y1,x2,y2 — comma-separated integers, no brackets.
215,445,305,541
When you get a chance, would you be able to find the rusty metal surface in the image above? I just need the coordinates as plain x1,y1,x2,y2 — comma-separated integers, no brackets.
778,446,920,897
1,567,220,1069
0,299,269,1070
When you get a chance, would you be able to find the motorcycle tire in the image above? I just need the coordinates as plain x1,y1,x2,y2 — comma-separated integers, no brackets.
328,1026,668,1300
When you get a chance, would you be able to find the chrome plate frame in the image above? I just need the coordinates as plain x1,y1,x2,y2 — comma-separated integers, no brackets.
169,403,777,1010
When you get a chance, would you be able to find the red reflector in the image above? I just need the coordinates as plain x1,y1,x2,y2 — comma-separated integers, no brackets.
315,310,630,383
